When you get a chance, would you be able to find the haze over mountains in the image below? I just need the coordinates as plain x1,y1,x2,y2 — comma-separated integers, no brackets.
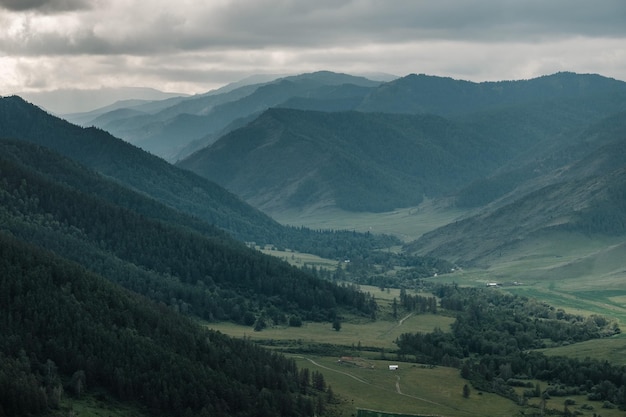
6,70,626,268
0,94,385,416
2,69,626,415
172,71,626,263
19,70,626,268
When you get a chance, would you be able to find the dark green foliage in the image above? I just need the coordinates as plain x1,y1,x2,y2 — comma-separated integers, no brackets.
332,318,342,332
463,384,470,398
395,285,626,406
0,232,328,416
0,95,401,261
398,288,437,314
289,315,303,327
0,139,377,322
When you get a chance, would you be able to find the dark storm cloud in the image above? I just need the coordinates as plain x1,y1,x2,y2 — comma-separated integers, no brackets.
0,0,90,13
3,0,626,57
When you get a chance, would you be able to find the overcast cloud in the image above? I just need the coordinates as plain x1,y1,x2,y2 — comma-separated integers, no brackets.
1,0,625,97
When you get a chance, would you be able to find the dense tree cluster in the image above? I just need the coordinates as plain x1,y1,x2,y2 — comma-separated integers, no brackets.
398,288,437,314
395,284,625,408
0,140,377,325
0,97,404,260
0,232,334,416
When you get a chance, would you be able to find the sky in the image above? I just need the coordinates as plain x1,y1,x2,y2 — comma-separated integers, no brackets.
1,0,626,102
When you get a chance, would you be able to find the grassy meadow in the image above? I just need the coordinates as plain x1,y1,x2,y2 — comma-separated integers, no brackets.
272,199,469,242
250,205,626,416
207,313,454,351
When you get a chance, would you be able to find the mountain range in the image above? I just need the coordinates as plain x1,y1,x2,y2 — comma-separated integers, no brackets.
2,69,626,415
63,71,383,161
172,71,626,266
0,95,381,415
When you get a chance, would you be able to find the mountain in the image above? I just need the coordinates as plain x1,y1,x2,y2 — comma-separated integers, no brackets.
177,73,626,216
18,86,186,114
0,94,383,415
405,111,626,265
0,231,329,416
0,138,377,322
356,71,626,116
76,71,382,161
0,95,398,259
178,108,506,213
0,95,278,242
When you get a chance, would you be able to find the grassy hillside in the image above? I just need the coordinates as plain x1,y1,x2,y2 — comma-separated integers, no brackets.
406,114,626,266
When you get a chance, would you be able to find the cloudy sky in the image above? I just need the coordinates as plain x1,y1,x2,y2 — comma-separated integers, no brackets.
1,0,626,99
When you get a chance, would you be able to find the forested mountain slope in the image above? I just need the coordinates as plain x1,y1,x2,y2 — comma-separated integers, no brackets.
178,73,626,219
179,108,508,213
0,232,330,417
0,138,377,322
0,95,398,258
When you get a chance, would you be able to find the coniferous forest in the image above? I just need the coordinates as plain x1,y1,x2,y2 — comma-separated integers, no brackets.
0,233,332,417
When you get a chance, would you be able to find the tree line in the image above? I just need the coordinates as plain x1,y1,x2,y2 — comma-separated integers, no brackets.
0,232,334,416
0,142,378,326
395,284,625,409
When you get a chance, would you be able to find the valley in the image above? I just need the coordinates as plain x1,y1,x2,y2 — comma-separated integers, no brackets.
272,198,470,242
2,70,626,417
241,207,626,417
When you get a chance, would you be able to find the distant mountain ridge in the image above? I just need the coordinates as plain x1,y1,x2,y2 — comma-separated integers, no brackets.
356,71,626,115
18,86,186,114
178,108,506,212
65,71,383,161
62,71,626,164
178,72,626,215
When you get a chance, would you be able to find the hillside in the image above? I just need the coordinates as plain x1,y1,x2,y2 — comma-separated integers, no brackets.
0,138,378,323
407,112,626,265
179,108,510,213
0,232,330,417
0,95,399,259
175,73,626,266
75,71,381,161
178,100,626,217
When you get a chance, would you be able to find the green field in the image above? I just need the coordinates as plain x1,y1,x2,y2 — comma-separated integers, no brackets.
207,314,454,351
272,199,469,242
259,245,343,270
256,207,626,416
290,356,520,417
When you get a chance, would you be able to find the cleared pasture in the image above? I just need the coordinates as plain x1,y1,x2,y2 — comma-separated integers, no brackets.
272,199,470,242
207,314,454,351
259,245,341,270
539,334,626,365
291,355,523,417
